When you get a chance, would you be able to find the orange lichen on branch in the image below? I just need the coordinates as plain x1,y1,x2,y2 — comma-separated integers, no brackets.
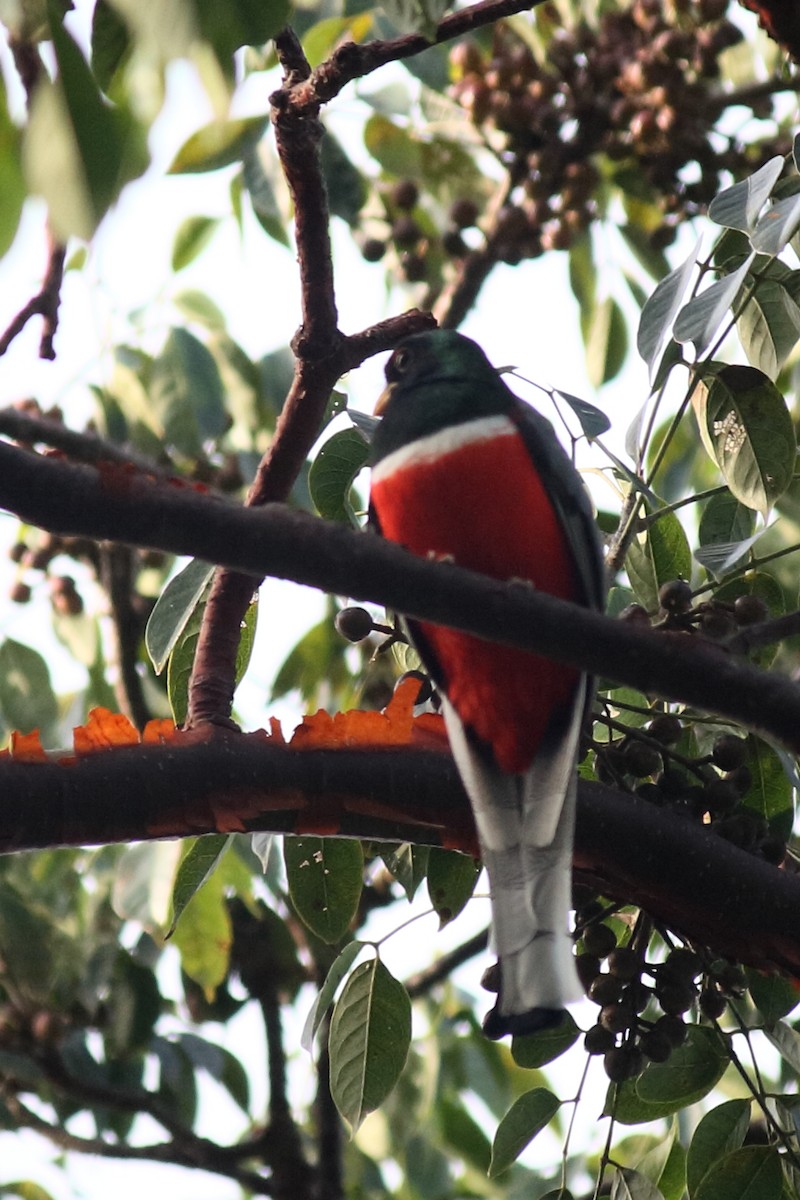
4,730,48,762
290,676,444,748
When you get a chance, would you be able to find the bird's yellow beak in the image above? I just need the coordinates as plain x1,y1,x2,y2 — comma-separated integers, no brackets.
374,382,395,416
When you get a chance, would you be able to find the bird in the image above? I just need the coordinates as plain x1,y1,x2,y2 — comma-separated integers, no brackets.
368,329,605,1039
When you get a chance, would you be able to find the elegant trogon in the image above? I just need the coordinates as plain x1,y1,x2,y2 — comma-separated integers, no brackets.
368,330,605,1040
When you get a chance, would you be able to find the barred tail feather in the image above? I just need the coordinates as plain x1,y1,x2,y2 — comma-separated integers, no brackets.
442,689,585,1040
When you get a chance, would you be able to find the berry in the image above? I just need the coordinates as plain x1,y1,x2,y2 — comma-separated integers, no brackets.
582,923,617,959
711,734,748,772
654,1014,687,1047
362,238,387,263
449,197,480,228
10,581,31,604
703,777,739,814
639,1029,672,1062
391,179,419,210
699,987,727,1019
584,1023,616,1054
575,953,602,991
700,607,736,639
335,606,374,643
604,1044,644,1082
647,714,682,745
589,974,625,1006
608,947,640,982
400,252,427,282
600,1003,633,1035
659,579,693,614
8,542,26,564
442,229,468,257
624,740,662,778
733,594,767,626
392,216,421,248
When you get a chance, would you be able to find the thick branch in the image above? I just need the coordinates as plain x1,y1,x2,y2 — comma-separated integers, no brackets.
0,737,798,978
1,442,800,752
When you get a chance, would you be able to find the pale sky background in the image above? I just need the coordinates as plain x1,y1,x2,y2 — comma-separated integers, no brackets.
0,4,779,1196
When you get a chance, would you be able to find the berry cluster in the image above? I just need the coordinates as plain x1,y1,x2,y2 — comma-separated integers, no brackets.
576,908,746,1081
445,0,785,261
360,178,481,282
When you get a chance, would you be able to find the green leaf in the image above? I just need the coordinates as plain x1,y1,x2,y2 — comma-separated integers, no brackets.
608,1028,729,1125
0,75,25,259
610,1167,666,1200
285,837,364,944
329,957,411,1132
170,856,232,995
302,942,365,1052
379,0,450,39
586,296,628,387
145,558,215,675
695,491,759,575
169,114,269,174
765,1020,800,1075
0,638,58,736
750,193,800,257
511,1011,580,1069
625,510,692,612
195,0,290,61
746,970,800,1025
242,146,291,247
23,3,146,240
382,843,429,901
104,953,161,1056
175,1031,250,1112
686,1100,750,1196
636,1125,686,1200
168,835,233,937
320,127,366,226
171,215,220,271
691,365,796,514
708,157,784,232
426,848,479,928
554,390,611,438
439,1091,493,1171
737,273,800,380
173,289,227,330
364,114,424,178
694,1146,782,1200
150,327,228,456
90,0,131,92
167,592,257,726
488,1088,561,1176
309,428,369,524
674,255,755,358
271,609,350,705
739,736,793,839
637,239,700,381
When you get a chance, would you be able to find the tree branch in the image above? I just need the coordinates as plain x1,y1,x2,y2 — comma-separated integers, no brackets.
2,441,800,752
0,736,797,979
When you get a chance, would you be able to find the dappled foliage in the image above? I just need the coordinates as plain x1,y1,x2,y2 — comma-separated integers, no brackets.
3,0,800,1198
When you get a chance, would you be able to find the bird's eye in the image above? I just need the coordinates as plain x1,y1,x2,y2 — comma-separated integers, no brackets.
391,346,411,377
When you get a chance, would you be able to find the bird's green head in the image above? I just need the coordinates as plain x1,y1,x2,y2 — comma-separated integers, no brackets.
370,330,513,464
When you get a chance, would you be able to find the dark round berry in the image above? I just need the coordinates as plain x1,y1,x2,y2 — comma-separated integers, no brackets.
733,594,768,626
442,229,468,257
10,581,31,604
711,734,748,772
362,237,387,263
663,948,702,981
608,947,640,983
604,1044,644,1082
659,769,690,799
659,579,693,614
624,740,663,778
396,670,433,704
391,178,419,211
726,766,752,797
335,606,374,643
575,953,602,991
449,197,480,228
620,604,651,626
9,542,27,564
647,714,682,745
589,974,624,1007
699,987,727,1019
600,1003,633,1035
582,923,617,959
584,1023,616,1055
655,980,695,1016
654,1014,687,1047
639,1029,672,1063
713,963,747,997
392,216,421,248
703,776,740,814
400,252,427,282
700,607,736,639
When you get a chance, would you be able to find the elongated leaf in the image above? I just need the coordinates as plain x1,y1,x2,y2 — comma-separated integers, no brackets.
175,1031,250,1112
329,958,411,1132
610,1167,665,1200
626,510,692,612
489,1088,561,1176
586,296,628,387
168,835,233,937
169,859,232,994
150,327,227,456
674,255,754,357
171,215,220,271
737,273,800,380
382,842,429,901
169,115,269,174
0,638,58,735
637,239,701,380
691,365,796,514
765,1020,800,1074
309,428,369,523
285,837,364,944
750,193,800,257
694,1146,782,1200
320,127,366,226
511,1012,580,1069
302,941,365,1052
686,1099,750,1196
426,848,479,928
145,559,215,675
554,390,611,437
242,145,290,247
708,157,784,231
740,736,793,838
746,971,799,1025
608,1028,728,1124
695,491,760,574
0,76,25,258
